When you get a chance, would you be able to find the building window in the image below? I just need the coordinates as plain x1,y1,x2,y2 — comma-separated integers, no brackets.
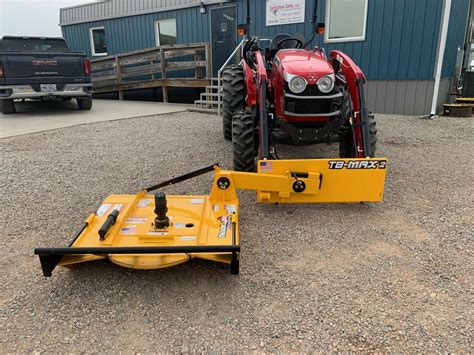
155,19,177,46
89,27,107,56
325,0,368,43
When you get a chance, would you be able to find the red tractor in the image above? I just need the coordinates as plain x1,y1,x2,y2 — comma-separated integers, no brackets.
222,0,377,172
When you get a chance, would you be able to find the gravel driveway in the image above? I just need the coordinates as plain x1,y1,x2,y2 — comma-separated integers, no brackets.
0,112,472,352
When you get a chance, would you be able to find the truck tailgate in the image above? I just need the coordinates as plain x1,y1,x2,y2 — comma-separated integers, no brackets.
3,52,85,80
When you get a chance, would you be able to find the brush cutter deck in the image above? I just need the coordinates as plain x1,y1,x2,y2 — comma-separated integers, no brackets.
35,158,387,276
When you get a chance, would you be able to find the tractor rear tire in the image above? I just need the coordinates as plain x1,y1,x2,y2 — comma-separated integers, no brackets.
232,110,257,172
339,113,377,158
1,99,16,114
222,65,246,141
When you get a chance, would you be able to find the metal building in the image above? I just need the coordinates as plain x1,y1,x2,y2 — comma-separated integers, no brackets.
59,0,471,115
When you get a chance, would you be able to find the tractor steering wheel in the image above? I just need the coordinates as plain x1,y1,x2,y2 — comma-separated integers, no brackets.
277,37,303,50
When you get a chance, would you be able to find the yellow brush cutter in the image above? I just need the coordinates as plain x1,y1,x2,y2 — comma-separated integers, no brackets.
35,158,387,276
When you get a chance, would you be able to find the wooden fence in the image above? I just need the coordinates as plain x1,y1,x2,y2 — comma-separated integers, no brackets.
90,42,211,102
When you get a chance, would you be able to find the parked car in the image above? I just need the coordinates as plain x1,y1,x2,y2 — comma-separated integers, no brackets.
0,36,93,114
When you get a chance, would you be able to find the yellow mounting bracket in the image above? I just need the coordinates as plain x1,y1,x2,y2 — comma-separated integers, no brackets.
211,158,387,203
34,158,387,276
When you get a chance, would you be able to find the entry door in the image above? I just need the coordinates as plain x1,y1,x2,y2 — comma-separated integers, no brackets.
211,6,237,76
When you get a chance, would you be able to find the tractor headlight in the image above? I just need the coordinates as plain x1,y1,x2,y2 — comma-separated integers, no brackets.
288,76,307,94
317,74,335,93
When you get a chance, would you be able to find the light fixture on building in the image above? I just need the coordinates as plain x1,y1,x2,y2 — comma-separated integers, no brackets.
200,1,206,14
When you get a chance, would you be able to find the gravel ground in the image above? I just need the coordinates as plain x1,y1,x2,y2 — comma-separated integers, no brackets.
0,112,473,352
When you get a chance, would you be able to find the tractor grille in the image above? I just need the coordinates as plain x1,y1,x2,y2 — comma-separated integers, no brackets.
284,83,342,116
285,96,333,114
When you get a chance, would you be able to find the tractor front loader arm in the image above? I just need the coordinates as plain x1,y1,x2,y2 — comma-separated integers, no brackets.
242,42,271,160
330,50,372,158
255,50,270,159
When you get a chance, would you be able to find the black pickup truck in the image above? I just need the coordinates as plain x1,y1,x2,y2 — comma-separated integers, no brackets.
0,36,93,114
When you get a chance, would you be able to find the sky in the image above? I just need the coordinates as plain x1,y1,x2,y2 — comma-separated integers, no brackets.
0,0,93,37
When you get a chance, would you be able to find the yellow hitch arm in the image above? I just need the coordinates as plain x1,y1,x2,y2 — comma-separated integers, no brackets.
210,158,387,204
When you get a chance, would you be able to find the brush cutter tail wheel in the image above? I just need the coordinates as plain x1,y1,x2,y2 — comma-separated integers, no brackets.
222,65,246,140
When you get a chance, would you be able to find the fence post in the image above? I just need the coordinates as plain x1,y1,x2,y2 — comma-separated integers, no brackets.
160,47,168,103
115,56,123,100
194,49,202,79
205,43,211,80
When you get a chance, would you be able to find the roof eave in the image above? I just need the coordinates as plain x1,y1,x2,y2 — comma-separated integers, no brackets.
59,0,231,27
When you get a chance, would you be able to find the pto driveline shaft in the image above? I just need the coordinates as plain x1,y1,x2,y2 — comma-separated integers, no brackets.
98,209,120,240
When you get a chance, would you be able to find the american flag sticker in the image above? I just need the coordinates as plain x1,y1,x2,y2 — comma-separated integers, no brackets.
259,161,273,172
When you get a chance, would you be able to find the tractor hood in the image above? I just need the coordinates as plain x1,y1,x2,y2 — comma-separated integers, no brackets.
276,49,334,81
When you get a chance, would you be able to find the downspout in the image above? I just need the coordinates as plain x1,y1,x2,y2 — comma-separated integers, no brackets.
430,0,452,116
246,0,251,39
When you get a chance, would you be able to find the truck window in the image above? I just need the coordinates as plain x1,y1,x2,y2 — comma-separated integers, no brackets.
0,38,69,52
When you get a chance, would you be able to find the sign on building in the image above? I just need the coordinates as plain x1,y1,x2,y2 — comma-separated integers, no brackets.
266,0,306,26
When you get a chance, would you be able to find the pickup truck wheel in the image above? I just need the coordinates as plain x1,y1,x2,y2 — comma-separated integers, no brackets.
77,98,93,110
1,99,16,114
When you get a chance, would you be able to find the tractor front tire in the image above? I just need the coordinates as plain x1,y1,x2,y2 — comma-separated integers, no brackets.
222,65,246,141
339,113,377,158
232,110,257,172
1,99,16,114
